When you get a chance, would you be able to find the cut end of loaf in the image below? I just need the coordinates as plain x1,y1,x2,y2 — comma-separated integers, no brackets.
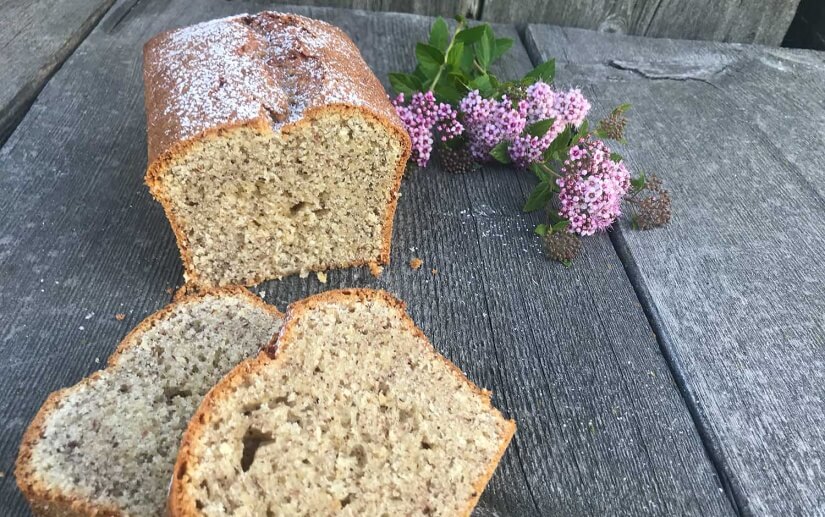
15,288,283,517
152,110,405,287
172,289,515,517
142,12,411,287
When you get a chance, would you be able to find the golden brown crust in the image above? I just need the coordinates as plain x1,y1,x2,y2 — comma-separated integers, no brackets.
15,287,282,517
170,288,515,516
142,13,411,288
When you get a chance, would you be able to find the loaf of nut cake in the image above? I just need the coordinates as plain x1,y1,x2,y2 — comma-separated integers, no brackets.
143,12,411,287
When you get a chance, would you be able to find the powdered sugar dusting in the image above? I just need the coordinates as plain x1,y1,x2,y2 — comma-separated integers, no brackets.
143,12,401,162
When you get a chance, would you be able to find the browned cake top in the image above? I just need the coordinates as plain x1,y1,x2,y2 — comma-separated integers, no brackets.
143,12,404,164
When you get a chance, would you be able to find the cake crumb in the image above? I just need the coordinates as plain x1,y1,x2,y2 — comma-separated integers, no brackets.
409,257,423,270
115,313,126,321
368,262,383,277
94,357,100,364
316,271,328,284
258,291,266,299
165,287,174,295
0,471,5,478
299,269,310,279
431,268,438,275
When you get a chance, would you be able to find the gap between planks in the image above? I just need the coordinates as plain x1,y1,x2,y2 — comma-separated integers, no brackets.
517,26,744,517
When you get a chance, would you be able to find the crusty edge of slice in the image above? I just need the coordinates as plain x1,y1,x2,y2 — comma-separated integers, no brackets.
169,288,516,517
15,286,282,517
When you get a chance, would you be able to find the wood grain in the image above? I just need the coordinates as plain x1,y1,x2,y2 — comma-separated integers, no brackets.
263,0,480,19
0,0,116,145
525,24,825,515
0,2,731,515
485,0,800,46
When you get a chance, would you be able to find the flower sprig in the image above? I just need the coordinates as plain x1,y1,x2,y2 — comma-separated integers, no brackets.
389,16,671,265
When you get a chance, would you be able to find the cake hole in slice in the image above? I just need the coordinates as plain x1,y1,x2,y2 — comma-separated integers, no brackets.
240,428,275,472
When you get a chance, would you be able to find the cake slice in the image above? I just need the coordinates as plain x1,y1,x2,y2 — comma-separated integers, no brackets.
143,12,411,287
16,287,283,517
170,289,515,516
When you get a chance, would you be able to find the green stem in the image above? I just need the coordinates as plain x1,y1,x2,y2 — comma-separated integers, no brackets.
538,162,562,179
428,20,465,92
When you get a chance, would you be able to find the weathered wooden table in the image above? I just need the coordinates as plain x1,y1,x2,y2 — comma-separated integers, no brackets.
1,1,823,515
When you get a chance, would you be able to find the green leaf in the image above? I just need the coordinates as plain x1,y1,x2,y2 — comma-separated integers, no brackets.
525,59,555,83
543,125,572,161
562,259,573,268
534,224,549,236
413,66,429,82
489,141,511,164
615,102,632,114
491,37,513,62
416,43,444,74
446,41,464,70
630,172,646,191
551,220,570,232
570,120,589,146
455,24,487,44
388,73,421,95
526,118,555,138
459,45,475,74
429,17,450,52
610,152,623,162
594,127,608,139
468,74,494,97
523,181,553,212
433,78,463,103
529,163,549,182
477,26,494,69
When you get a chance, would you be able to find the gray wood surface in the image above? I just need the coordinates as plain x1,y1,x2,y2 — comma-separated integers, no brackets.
0,0,116,145
525,24,825,516
267,0,480,19
0,2,734,515
485,0,800,46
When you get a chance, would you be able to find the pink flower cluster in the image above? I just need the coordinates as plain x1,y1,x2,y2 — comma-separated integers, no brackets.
458,91,527,161
557,138,630,235
458,82,591,168
392,91,463,167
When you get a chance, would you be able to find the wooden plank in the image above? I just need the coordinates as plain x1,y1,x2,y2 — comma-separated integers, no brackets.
265,0,480,19
0,0,116,145
525,24,825,515
484,0,800,46
0,1,731,515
